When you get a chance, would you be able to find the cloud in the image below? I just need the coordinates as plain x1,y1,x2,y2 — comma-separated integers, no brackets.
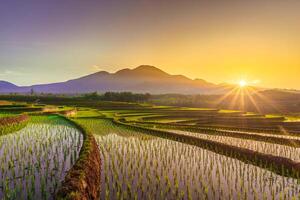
0,70,15,76
0,70,26,77
91,65,102,72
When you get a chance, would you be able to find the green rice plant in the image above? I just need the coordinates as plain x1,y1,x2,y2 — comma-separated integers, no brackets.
159,129,300,161
0,115,82,200
0,114,29,136
76,118,300,200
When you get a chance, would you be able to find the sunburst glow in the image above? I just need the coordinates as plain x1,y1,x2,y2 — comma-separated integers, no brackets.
239,80,247,87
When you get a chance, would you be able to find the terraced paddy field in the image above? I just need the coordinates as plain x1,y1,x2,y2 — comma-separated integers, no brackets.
0,115,83,200
155,129,300,161
1,100,300,199
75,117,300,200
114,107,300,133
0,113,14,118
0,101,12,105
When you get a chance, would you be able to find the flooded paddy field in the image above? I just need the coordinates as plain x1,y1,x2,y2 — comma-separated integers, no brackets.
76,118,300,200
0,115,83,200
158,129,300,161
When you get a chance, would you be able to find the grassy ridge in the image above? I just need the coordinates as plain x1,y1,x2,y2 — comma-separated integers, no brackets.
0,114,29,136
55,115,101,200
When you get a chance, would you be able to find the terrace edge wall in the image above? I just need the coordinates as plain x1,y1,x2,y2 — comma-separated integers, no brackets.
55,116,101,200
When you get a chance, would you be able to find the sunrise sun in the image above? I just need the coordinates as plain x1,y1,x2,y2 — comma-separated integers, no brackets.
239,80,248,87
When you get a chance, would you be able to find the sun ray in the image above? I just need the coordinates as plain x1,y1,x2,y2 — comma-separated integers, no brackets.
229,88,242,110
247,87,284,113
215,86,239,106
241,88,246,111
244,87,263,114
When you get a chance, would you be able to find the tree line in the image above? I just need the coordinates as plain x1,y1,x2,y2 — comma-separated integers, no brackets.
83,92,151,102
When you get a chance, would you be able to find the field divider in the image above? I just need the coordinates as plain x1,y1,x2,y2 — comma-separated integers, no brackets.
113,118,300,179
0,114,29,136
132,121,300,148
133,119,300,135
55,115,101,200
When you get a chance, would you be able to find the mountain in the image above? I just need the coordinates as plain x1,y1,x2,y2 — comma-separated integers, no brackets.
0,81,22,93
0,65,236,94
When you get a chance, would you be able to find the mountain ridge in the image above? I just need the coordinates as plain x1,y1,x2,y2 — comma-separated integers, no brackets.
0,65,248,94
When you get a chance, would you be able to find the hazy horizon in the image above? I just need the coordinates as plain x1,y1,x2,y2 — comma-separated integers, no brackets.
1,0,300,89
0,65,299,91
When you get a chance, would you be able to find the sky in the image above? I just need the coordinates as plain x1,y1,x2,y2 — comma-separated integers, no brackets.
0,0,300,89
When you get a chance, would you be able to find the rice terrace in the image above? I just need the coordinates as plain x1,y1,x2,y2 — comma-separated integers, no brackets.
1,0,300,199
0,93,300,199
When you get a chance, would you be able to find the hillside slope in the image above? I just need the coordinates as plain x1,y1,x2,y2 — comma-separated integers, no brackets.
0,66,230,94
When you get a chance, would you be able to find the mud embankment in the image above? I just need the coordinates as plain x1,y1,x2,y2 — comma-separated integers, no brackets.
55,117,101,200
0,114,29,135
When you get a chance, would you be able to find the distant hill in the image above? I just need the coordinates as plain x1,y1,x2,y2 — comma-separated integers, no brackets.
0,65,237,94
0,81,22,93
7,65,293,95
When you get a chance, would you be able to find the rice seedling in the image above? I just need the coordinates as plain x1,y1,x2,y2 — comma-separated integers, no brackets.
76,118,300,200
0,116,83,200
160,129,300,161
133,121,300,147
0,113,14,118
0,114,29,136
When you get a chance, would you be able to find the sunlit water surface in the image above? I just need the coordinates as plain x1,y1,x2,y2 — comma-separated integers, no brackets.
0,122,83,200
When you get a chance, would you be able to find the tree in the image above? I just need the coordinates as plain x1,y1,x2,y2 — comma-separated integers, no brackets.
84,92,99,100
30,88,35,96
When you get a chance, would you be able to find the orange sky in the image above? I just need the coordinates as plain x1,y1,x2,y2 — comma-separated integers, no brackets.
1,0,299,89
